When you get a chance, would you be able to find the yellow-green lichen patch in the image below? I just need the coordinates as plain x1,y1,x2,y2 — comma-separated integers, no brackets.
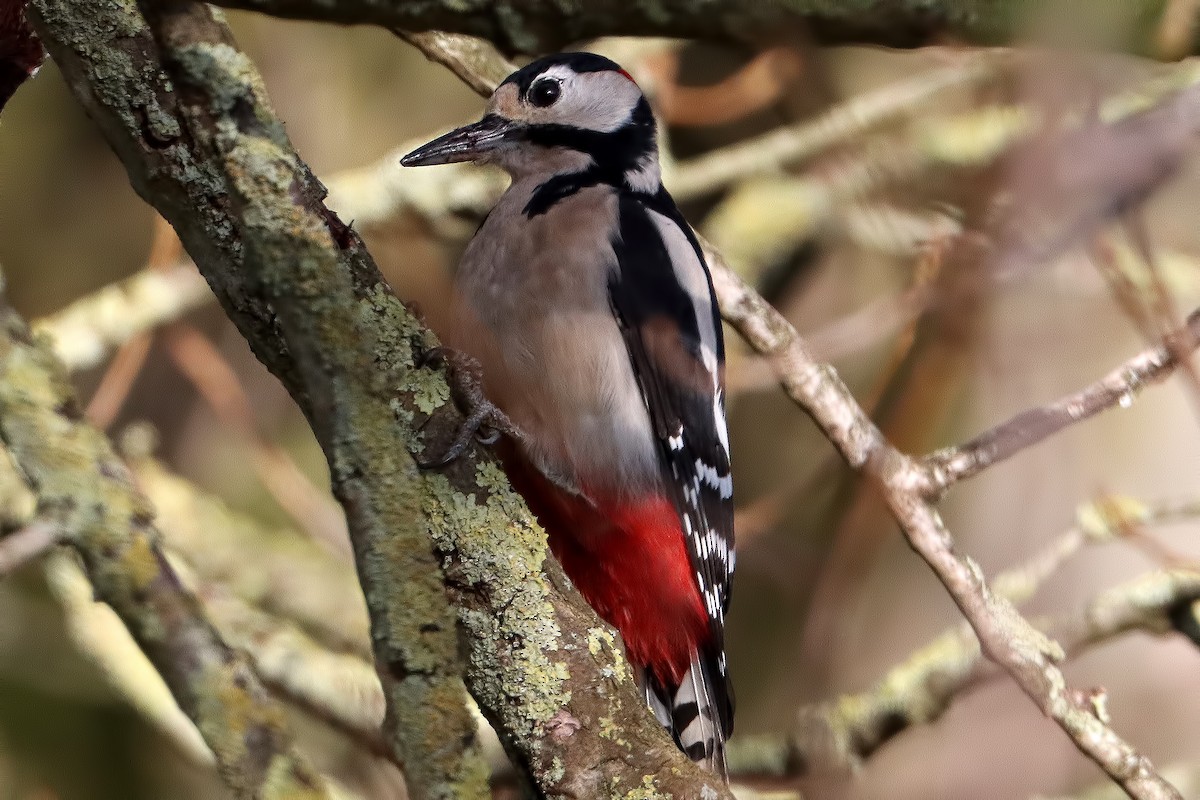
587,626,630,685
421,466,571,737
120,532,163,594
613,774,673,800
412,373,451,415
598,715,626,745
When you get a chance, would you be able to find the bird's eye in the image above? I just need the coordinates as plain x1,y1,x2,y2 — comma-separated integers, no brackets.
529,78,561,108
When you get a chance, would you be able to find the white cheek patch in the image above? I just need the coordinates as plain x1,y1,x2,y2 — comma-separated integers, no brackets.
512,66,642,133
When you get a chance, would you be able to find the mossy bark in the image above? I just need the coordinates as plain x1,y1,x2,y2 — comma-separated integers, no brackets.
29,0,735,795
0,297,331,799
198,0,1190,60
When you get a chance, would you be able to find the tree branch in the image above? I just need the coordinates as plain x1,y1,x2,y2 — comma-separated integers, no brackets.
199,0,1200,60
33,262,211,372
409,32,1185,799
923,308,1200,495
0,287,332,797
32,0,734,796
735,496,1200,777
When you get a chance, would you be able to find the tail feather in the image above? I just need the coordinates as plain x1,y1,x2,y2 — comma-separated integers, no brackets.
641,650,732,779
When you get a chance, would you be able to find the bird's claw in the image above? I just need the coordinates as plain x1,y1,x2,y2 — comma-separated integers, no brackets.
414,345,520,468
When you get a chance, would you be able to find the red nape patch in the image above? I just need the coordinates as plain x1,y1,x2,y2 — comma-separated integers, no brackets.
500,449,708,687
616,68,637,85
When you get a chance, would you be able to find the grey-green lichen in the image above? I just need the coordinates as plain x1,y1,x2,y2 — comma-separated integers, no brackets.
0,299,332,798
33,0,739,794
613,774,672,800
421,466,571,734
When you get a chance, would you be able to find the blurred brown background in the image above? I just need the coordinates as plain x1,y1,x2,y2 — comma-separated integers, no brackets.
3,11,1200,800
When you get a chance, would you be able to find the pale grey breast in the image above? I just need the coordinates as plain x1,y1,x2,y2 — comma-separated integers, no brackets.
450,180,661,498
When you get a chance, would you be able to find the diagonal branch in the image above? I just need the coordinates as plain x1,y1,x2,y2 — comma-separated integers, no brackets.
410,31,1185,800
0,286,332,798
923,308,1200,495
197,0,1200,60
31,0,735,797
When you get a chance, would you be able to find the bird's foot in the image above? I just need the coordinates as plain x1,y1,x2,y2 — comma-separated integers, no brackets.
415,346,522,468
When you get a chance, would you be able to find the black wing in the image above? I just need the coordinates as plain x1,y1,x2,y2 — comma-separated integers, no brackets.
608,187,734,736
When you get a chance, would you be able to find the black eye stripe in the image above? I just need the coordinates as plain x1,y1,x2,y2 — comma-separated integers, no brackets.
528,78,561,107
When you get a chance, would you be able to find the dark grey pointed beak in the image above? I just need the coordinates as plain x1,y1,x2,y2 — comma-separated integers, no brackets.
400,114,515,167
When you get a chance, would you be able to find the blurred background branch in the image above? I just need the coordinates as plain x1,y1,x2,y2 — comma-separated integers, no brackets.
0,282,332,797
3,0,1200,797
200,0,1200,61
370,27,1200,800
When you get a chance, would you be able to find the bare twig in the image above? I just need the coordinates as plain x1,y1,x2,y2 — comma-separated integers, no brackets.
666,55,998,198
402,32,1185,798
0,285,331,797
85,331,153,427
922,308,1200,495
398,30,513,96
161,324,351,560
649,46,805,127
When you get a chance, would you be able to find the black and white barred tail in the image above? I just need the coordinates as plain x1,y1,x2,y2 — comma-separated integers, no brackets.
642,649,733,779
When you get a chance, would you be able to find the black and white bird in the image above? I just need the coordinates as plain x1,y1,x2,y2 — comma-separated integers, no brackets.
402,52,735,776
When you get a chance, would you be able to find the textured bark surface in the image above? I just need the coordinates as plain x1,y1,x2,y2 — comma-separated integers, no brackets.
28,0,735,796
199,0,1192,59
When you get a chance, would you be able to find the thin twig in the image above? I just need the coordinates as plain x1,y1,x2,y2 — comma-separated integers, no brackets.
923,308,1200,496
666,55,999,198
409,32,1185,798
85,331,153,427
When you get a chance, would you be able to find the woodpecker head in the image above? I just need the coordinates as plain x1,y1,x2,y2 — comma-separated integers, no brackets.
402,53,659,190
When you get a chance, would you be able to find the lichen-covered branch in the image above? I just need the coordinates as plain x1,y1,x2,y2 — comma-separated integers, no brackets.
736,498,1200,777
406,33,1184,799
198,0,1200,60
743,566,1200,779
41,549,216,767
130,451,373,658
32,0,734,796
0,289,331,798
139,2,486,795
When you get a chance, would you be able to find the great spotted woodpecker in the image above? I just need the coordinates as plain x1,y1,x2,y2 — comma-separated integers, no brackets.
402,52,735,775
